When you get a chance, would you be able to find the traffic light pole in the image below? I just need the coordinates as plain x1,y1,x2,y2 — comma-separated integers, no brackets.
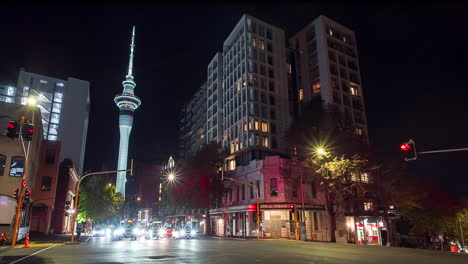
11,119,29,247
418,147,468,154
220,169,261,240
70,159,134,242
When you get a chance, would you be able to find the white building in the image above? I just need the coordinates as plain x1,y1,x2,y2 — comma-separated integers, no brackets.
289,15,368,138
0,69,90,175
221,14,291,170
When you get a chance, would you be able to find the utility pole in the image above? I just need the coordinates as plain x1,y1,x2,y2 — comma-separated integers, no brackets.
70,159,134,242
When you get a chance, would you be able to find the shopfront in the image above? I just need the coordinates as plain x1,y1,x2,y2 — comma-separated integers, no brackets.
355,216,385,245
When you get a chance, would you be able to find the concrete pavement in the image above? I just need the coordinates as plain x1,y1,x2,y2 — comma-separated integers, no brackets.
0,236,466,264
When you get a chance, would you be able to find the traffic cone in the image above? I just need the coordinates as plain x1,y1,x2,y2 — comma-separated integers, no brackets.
23,232,30,248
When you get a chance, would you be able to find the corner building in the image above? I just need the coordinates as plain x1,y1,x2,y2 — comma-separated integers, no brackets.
222,15,290,169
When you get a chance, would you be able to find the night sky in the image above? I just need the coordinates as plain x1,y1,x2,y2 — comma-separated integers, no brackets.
1,4,467,198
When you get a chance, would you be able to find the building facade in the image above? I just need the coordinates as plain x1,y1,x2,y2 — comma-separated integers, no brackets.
222,14,291,170
177,83,207,160
50,158,79,234
30,140,61,234
15,69,90,174
289,15,368,138
0,102,43,240
206,52,224,144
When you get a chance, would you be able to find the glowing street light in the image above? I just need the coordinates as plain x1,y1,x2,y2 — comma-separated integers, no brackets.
316,147,327,156
168,172,175,182
27,97,37,106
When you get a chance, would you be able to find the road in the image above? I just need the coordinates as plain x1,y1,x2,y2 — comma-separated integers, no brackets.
0,237,467,264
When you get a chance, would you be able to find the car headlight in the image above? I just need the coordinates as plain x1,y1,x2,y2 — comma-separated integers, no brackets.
105,229,112,236
133,228,141,235
114,228,124,235
190,230,196,237
158,229,165,237
173,231,179,238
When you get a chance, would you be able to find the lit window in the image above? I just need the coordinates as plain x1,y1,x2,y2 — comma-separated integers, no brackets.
56,82,64,87
329,29,333,36
254,120,259,130
350,86,360,96
23,86,29,96
54,92,63,103
52,103,62,113
21,97,27,105
259,40,265,50
287,64,292,74
237,80,241,92
364,202,373,211
263,137,269,148
228,159,236,171
252,37,256,47
355,127,363,135
51,113,60,124
41,176,52,191
244,122,247,131
312,82,321,94
40,80,48,84
7,86,15,96
299,89,304,101
5,97,13,103
261,121,268,132
48,135,57,141
361,173,369,183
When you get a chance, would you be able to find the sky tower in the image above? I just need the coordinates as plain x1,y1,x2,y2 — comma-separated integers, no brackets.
114,26,141,196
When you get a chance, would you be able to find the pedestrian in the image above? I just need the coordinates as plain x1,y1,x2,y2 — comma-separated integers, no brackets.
77,226,82,240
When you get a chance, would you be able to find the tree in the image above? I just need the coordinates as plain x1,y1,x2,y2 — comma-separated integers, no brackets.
78,175,123,223
167,142,226,234
286,98,371,242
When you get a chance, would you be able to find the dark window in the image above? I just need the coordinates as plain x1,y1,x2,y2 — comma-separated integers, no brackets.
270,123,276,134
250,182,254,199
45,149,55,164
306,28,316,42
330,64,338,75
271,137,278,149
0,154,5,176
256,180,260,196
267,55,273,65
41,176,52,191
260,65,266,76
311,182,317,199
313,212,319,230
242,184,245,200
267,42,273,53
261,93,266,103
269,95,275,105
270,109,276,120
229,188,232,202
266,29,272,40
9,156,25,177
270,178,278,196
268,81,275,92
236,185,240,201
268,69,274,78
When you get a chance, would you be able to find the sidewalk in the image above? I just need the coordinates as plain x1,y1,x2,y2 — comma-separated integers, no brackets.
0,232,91,251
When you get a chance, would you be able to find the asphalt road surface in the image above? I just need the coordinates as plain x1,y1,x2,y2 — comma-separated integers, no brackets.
1,237,467,264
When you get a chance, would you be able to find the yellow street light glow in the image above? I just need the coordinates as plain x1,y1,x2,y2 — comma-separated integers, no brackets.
137,197,141,201
316,148,326,155
27,97,37,106
168,173,175,181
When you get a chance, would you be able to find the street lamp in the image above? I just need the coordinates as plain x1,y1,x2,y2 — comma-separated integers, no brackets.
168,172,175,182
316,147,327,156
27,97,37,106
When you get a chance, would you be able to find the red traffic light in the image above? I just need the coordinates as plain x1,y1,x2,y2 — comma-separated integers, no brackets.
290,204,295,209
13,189,18,194
25,190,32,195
400,143,412,151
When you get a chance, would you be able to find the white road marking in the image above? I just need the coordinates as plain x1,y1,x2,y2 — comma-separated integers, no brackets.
9,245,58,264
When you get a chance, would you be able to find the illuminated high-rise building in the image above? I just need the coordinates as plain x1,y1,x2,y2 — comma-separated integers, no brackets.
114,26,142,196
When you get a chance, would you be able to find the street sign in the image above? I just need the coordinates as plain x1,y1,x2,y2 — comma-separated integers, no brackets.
22,180,26,188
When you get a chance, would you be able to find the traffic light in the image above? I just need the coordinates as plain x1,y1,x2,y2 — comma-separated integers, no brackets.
65,201,71,211
23,122,34,141
24,188,31,201
400,140,417,161
290,204,295,210
7,121,19,139
13,188,19,200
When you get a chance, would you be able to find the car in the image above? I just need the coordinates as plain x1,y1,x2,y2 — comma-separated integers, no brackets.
92,228,106,237
112,222,138,240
